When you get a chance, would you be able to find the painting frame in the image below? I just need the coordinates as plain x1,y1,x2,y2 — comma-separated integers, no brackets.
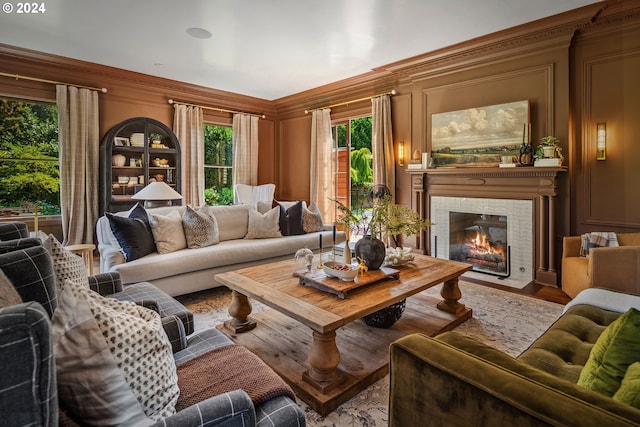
431,100,530,168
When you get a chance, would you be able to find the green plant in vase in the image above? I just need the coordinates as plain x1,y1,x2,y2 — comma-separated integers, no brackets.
535,136,564,160
333,194,431,270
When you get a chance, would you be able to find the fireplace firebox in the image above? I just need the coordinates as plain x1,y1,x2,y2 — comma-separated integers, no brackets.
449,211,509,277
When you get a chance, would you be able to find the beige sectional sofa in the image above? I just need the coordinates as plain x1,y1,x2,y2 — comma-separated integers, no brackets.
97,203,346,297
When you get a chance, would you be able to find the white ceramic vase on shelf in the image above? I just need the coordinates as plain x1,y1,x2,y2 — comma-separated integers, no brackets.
112,154,126,167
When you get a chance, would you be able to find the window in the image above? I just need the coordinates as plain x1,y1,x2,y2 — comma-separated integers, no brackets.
203,124,233,205
331,116,372,211
0,98,60,216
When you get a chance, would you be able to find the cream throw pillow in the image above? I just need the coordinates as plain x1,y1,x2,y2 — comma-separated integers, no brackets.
52,280,179,424
245,206,282,239
42,234,89,294
182,205,220,249
149,210,187,254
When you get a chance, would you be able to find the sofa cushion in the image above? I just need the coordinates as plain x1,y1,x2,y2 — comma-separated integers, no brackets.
42,234,88,294
0,270,22,308
106,213,157,261
577,307,640,396
52,280,179,424
209,204,251,241
613,361,640,408
303,202,324,233
278,201,304,236
0,237,42,254
149,210,187,254
182,205,219,249
245,207,282,239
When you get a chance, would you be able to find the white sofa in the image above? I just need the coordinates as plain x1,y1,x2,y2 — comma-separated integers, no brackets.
96,204,346,297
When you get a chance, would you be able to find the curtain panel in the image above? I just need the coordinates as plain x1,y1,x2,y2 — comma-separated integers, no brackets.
232,114,259,191
56,85,99,245
371,95,395,202
310,108,334,223
173,104,204,206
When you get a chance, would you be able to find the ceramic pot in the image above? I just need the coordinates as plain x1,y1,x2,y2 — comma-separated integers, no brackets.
112,154,126,167
354,235,386,271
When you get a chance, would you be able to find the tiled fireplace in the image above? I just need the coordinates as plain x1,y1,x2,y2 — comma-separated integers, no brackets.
431,196,533,288
407,167,565,287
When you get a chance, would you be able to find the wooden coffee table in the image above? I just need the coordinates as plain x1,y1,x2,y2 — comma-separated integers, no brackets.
214,254,472,415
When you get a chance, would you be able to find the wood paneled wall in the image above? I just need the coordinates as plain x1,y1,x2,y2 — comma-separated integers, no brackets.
1,0,639,250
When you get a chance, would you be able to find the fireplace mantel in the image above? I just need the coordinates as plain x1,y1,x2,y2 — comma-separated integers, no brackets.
407,167,566,286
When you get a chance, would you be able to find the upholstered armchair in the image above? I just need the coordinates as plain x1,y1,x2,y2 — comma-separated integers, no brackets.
234,183,276,204
0,243,305,426
562,232,640,298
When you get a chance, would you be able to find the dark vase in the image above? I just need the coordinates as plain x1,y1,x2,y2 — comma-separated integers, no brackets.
354,235,386,270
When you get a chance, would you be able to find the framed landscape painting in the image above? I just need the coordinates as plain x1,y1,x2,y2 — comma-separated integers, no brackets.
431,100,529,167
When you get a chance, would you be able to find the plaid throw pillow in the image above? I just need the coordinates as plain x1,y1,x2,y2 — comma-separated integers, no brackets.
580,232,619,257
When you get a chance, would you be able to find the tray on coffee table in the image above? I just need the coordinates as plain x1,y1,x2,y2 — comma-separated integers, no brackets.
293,266,399,299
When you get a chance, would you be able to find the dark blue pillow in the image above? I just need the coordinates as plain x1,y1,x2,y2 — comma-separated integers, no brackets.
106,210,156,262
278,201,305,236
128,202,157,252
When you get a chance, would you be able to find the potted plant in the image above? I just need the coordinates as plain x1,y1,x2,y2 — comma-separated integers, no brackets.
333,194,431,270
535,136,564,160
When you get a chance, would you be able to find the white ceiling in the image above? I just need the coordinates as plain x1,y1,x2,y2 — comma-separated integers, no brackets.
0,0,598,100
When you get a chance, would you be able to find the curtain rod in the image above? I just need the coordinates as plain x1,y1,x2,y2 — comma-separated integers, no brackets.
168,99,266,119
0,72,108,93
304,89,396,114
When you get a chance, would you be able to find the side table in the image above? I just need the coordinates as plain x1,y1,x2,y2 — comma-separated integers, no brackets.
64,243,96,275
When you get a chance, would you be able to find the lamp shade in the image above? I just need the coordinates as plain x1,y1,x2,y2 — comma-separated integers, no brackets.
132,181,183,201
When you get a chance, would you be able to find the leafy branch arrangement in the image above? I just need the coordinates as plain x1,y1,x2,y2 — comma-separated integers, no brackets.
333,195,431,247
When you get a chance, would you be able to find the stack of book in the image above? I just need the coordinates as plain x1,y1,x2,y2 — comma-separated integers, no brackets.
534,158,563,167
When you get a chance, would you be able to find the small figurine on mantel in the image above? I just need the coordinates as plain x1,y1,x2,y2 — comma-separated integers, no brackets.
519,123,535,167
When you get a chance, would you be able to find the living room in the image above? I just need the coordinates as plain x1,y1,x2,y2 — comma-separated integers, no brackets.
1,0,640,425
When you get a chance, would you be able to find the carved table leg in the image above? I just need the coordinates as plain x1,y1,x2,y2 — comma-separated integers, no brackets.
223,290,256,333
437,277,466,315
302,330,345,393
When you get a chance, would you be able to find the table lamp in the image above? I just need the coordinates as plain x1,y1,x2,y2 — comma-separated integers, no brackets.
132,181,183,208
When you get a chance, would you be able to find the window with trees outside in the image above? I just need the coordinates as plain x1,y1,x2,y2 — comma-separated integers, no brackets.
203,124,233,205
0,98,61,217
331,116,372,211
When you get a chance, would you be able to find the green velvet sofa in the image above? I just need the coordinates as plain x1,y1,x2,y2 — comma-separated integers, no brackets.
389,288,640,427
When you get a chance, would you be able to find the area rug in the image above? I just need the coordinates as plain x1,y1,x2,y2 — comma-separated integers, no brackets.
176,281,565,427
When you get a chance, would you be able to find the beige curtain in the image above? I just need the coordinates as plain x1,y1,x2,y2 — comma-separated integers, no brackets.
173,104,204,206
56,85,99,245
310,108,334,223
371,95,395,201
232,114,259,189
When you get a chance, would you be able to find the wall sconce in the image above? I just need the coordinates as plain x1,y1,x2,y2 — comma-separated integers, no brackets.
398,141,405,166
596,123,606,161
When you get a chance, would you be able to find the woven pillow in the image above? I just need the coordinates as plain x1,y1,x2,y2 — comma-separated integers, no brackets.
245,207,282,239
182,205,219,249
42,234,88,294
303,202,325,233
52,280,179,424
0,269,22,308
149,210,187,254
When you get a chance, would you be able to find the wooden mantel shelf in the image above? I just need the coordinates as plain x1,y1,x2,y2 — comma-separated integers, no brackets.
406,166,566,286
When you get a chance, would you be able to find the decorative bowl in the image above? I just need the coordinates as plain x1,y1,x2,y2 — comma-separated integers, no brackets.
384,247,415,266
323,261,358,282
